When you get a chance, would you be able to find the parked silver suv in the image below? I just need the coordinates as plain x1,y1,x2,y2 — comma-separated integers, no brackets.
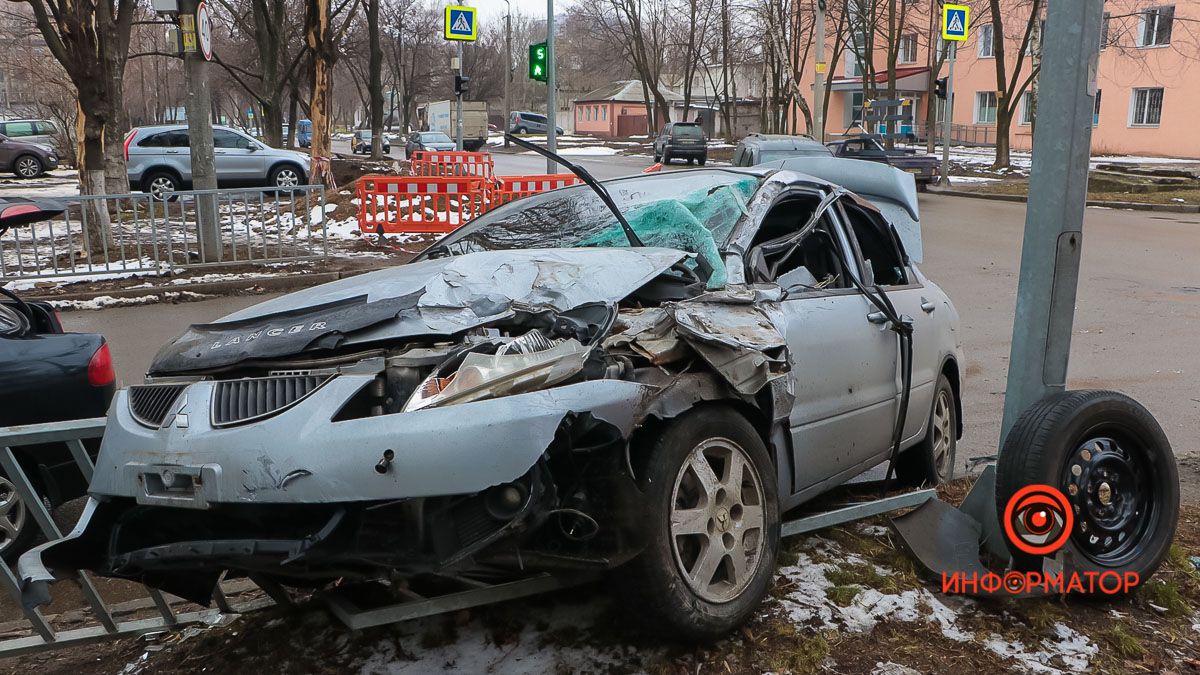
124,125,310,198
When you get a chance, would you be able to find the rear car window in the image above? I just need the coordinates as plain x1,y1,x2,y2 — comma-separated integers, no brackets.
3,122,34,137
138,131,188,148
672,125,704,139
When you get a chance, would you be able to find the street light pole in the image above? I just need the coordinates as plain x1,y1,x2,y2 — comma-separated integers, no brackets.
937,42,955,187
456,40,464,151
813,0,826,142
179,0,219,261
504,0,512,148
545,0,557,173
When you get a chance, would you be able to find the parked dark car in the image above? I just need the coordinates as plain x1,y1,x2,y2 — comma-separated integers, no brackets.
732,134,832,167
0,197,116,562
351,129,390,155
653,122,707,165
826,135,939,189
404,131,456,158
0,134,58,178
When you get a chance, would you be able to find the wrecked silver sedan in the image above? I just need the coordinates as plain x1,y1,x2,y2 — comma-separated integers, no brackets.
22,163,962,639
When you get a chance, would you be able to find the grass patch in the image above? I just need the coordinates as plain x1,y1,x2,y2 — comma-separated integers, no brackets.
823,529,920,589
762,632,830,674
1104,624,1146,660
1139,579,1190,617
826,585,861,607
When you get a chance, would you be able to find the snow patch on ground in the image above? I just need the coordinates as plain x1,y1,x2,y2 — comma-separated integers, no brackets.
2,261,177,291
522,146,622,156
49,290,211,311
945,175,999,184
776,537,1099,674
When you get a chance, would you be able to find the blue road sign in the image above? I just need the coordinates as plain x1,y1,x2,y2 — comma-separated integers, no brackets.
942,4,969,42
444,6,477,41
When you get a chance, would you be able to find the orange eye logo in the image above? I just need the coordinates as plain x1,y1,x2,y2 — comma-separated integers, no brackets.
1003,484,1074,556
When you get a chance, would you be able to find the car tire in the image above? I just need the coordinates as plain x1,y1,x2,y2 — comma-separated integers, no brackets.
269,164,304,189
144,171,180,200
13,154,43,179
0,472,37,565
687,157,695,165
895,373,957,487
654,151,661,162
699,156,707,166
663,151,672,165
620,406,780,641
515,126,528,134
995,390,1179,590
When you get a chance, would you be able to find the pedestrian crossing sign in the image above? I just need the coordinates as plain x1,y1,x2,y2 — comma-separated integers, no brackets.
942,4,969,41
444,5,477,41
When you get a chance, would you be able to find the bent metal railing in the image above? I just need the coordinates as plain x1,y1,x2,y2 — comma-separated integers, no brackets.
0,418,272,656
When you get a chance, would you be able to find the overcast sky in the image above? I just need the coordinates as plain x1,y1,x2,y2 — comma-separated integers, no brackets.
470,0,572,24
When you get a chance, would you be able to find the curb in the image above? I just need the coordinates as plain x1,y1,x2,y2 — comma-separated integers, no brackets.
33,266,391,305
929,188,1200,213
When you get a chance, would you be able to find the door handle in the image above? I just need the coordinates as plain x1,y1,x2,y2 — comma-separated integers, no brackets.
920,299,937,313
867,311,888,324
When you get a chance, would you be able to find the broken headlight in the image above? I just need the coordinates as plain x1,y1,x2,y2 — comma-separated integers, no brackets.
403,332,589,412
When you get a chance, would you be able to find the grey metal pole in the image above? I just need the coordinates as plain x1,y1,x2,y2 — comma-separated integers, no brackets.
813,1,825,142
545,0,557,173
456,41,464,151
180,0,219,262
937,42,955,187
999,0,1105,444
503,1,511,148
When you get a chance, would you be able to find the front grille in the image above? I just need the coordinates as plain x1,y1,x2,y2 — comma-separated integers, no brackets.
129,384,187,428
211,375,332,427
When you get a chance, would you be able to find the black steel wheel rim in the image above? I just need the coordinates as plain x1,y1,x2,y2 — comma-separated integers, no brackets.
1060,427,1157,566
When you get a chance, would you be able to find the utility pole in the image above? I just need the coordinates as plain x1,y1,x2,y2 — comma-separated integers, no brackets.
1000,0,1105,441
456,41,464,150
504,0,512,148
813,0,826,142
937,42,955,187
179,0,219,261
545,0,557,173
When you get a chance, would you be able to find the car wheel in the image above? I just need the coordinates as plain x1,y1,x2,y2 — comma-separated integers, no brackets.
896,373,957,487
515,126,527,134
620,407,780,640
995,390,1178,590
663,151,672,165
144,171,180,200
13,155,43,179
654,151,661,162
0,473,35,565
270,164,303,189
698,156,707,166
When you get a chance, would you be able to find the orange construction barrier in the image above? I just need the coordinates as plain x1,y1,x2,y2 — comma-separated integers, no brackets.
409,150,494,178
487,174,583,209
357,175,487,234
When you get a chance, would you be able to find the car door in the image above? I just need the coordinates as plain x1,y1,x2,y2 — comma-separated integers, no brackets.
0,135,15,170
212,129,260,183
748,193,900,492
838,196,938,444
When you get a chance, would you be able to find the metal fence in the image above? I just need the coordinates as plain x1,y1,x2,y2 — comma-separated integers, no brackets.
0,418,274,656
0,185,329,281
917,123,999,147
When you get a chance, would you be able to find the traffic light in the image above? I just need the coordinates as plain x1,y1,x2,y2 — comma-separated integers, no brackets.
529,42,548,82
454,74,470,97
934,77,948,100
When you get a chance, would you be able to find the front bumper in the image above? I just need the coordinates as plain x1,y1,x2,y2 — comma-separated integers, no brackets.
19,377,653,603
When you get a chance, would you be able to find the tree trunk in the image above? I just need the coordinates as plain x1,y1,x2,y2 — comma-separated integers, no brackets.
367,0,384,159
287,96,298,148
103,77,130,194
77,107,115,257
307,0,333,185
994,101,1013,168
262,98,285,148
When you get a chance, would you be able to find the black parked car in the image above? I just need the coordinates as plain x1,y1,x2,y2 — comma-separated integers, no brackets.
351,129,391,155
653,122,707,165
0,198,115,562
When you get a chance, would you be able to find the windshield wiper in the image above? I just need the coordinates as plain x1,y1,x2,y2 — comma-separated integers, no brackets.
504,133,644,248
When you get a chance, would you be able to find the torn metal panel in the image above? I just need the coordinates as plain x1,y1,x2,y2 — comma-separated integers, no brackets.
672,303,787,353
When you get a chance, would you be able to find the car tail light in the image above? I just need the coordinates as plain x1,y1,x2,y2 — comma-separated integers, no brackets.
88,342,116,387
123,130,136,161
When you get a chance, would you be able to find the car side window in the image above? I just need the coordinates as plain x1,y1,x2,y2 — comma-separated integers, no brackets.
35,122,56,135
746,195,850,291
213,130,250,149
839,199,908,286
4,122,34,137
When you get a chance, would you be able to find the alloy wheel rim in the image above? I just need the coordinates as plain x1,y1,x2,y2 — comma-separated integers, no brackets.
16,158,38,177
151,177,175,198
1061,435,1154,565
276,169,300,187
932,389,953,478
669,438,765,603
0,476,26,553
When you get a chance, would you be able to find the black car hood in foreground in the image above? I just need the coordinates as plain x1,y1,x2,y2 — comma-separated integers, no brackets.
150,247,688,374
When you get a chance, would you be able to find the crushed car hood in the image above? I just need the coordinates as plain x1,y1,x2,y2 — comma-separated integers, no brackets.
149,247,689,374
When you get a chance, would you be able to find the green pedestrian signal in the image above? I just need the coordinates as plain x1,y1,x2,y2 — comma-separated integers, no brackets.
529,42,547,82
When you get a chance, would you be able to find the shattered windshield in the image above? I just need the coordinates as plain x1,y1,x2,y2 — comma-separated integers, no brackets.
430,171,762,288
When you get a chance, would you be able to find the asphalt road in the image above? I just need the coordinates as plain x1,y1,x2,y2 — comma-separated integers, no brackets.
56,186,1200,501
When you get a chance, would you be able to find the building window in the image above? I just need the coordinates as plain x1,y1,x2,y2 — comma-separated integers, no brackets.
1093,89,1102,126
1101,13,1111,48
978,24,994,58
1139,6,1173,46
848,91,865,127
899,34,918,64
975,91,998,124
602,107,607,121
1020,92,1033,125
1130,87,1163,126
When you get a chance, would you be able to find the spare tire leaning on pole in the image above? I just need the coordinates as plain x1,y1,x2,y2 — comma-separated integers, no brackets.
995,390,1179,591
